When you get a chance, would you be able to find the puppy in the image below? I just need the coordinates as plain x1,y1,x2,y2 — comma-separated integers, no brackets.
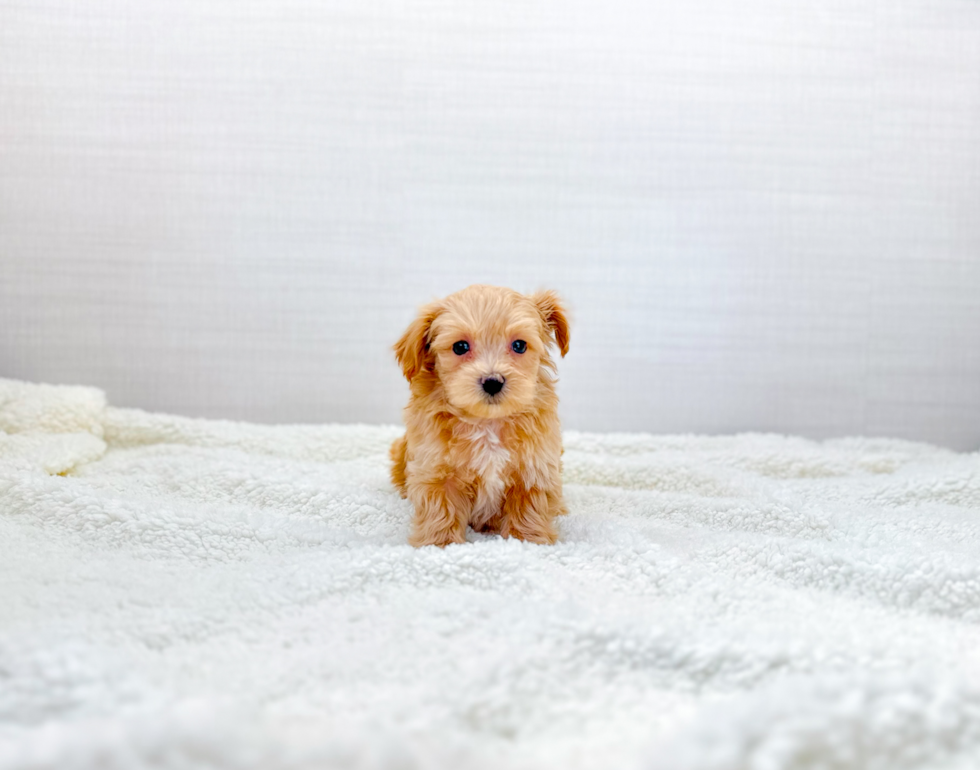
391,284,570,547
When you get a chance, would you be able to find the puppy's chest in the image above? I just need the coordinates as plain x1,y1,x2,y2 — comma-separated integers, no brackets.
457,422,512,486
456,422,512,526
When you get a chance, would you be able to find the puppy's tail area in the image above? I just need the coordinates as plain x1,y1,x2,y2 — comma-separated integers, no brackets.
550,487,569,517
390,435,408,498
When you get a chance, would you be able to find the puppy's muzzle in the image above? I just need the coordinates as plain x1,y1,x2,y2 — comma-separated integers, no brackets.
481,375,505,396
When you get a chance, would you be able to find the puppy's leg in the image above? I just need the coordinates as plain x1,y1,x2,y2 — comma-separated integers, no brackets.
408,475,472,547
390,435,408,498
500,485,558,545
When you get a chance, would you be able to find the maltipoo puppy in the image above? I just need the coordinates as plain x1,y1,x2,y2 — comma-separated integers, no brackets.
391,284,570,547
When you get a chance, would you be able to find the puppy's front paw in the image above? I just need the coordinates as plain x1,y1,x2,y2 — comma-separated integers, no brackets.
407,479,471,547
501,486,558,545
409,526,466,548
502,524,557,545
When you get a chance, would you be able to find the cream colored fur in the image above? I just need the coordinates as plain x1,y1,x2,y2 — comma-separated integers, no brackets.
391,285,570,547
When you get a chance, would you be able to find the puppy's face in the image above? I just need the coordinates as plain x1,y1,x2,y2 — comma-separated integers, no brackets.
430,292,546,419
395,285,569,419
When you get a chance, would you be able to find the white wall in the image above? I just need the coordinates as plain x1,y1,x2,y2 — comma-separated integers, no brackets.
2,0,979,449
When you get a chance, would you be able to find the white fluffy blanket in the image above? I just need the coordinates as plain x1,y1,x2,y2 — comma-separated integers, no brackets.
2,378,980,770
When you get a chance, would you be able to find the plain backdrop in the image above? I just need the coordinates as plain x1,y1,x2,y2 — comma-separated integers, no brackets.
2,0,979,449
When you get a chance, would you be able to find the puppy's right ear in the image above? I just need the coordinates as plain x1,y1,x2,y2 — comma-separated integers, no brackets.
394,302,440,381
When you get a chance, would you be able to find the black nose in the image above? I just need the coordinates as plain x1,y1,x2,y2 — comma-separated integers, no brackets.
482,376,505,396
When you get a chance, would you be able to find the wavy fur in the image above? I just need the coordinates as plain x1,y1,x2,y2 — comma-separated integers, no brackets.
392,285,570,546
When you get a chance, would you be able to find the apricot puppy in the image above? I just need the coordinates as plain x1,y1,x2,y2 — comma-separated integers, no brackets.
391,284,570,547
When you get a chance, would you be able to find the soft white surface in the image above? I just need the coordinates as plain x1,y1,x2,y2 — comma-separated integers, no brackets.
3,0,980,449
3,377,980,769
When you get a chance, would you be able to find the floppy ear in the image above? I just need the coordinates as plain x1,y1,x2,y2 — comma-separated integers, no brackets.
531,290,570,357
393,302,441,381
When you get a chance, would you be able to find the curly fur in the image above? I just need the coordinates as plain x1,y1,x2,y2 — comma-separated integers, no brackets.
391,284,570,547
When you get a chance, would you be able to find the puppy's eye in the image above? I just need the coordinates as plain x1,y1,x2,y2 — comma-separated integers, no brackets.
511,340,527,354
452,341,469,355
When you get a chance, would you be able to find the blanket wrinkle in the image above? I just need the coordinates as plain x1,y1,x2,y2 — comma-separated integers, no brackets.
2,378,980,770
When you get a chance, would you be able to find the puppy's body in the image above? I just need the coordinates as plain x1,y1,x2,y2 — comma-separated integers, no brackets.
391,285,569,547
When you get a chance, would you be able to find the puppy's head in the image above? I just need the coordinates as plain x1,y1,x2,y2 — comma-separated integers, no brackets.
394,285,569,419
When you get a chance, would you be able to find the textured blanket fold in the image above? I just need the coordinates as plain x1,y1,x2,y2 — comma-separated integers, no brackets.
1,378,979,769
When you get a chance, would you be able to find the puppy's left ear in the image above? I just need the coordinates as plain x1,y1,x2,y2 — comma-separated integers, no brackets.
394,302,441,381
531,290,570,357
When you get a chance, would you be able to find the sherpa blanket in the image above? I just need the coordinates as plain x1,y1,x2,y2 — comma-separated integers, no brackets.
2,378,980,770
